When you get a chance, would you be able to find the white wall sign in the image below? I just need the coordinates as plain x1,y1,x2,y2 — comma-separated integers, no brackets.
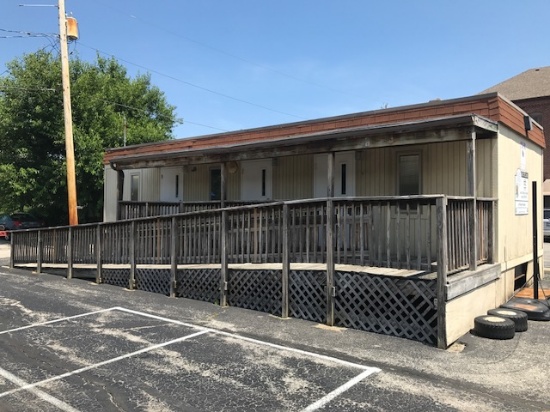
515,169,528,215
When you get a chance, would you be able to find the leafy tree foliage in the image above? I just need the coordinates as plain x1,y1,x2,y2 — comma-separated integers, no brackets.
0,50,176,224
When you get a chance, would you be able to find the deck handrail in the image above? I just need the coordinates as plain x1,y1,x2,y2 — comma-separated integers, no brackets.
11,196,494,277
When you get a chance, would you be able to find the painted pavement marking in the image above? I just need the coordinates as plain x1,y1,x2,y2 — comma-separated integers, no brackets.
0,306,381,410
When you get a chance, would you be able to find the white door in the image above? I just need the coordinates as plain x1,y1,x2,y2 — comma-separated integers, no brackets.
314,152,356,197
160,167,182,201
241,159,272,201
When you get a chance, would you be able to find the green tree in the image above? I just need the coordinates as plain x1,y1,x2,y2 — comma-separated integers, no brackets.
0,50,176,224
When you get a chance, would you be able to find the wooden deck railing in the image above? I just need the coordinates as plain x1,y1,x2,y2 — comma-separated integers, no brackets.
119,201,263,220
11,196,495,275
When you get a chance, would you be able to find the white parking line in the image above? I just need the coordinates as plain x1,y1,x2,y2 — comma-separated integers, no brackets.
115,306,381,409
0,366,80,412
114,306,380,372
0,307,117,335
0,330,209,399
301,368,378,411
0,306,381,410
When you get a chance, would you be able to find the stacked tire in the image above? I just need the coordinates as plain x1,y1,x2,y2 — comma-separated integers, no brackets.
473,308,528,340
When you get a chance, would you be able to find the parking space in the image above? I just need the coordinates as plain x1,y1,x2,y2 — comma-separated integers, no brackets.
0,306,380,411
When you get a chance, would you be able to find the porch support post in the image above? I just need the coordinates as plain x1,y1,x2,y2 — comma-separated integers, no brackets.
221,162,227,208
116,169,124,221
281,203,290,318
467,128,478,271
220,209,228,307
326,152,336,326
436,196,448,349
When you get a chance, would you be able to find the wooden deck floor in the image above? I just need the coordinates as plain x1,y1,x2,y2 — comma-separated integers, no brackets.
514,287,550,299
14,262,428,278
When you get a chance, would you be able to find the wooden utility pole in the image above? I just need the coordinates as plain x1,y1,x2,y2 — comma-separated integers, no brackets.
58,0,78,225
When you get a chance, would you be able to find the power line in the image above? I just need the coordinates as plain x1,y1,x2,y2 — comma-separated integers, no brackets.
0,28,57,39
92,0,366,101
78,41,305,121
101,100,229,132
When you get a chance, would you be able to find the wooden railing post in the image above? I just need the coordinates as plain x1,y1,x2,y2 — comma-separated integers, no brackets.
67,227,73,279
220,209,228,306
96,224,103,284
326,198,335,326
129,221,136,290
488,200,496,263
170,216,178,298
37,230,43,274
436,196,448,349
282,203,290,318
326,152,336,326
469,198,478,271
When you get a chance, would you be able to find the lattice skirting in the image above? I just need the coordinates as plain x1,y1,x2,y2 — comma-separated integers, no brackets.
228,269,282,315
102,269,130,288
176,268,220,303
334,271,437,344
135,269,171,295
99,266,438,345
289,270,326,323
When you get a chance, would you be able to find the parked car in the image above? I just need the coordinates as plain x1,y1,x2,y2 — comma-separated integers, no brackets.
544,209,550,240
0,213,45,241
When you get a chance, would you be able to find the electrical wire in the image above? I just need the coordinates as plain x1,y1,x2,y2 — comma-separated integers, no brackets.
99,100,229,133
77,41,305,121
92,0,367,101
0,28,57,39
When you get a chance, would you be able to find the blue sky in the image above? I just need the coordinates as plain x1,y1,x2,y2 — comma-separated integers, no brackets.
2,0,550,140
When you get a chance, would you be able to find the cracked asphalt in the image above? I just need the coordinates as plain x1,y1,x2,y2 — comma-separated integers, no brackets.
0,241,549,411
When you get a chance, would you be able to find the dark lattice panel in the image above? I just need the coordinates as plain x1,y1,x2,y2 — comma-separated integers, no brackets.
102,269,130,288
176,269,220,303
334,271,437,344
135,269,171,295
228,270,282,315
289,270,326,323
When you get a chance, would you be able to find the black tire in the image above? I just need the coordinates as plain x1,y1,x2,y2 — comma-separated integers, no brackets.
473,315,515,340
4,232,10,241
488,308,528,332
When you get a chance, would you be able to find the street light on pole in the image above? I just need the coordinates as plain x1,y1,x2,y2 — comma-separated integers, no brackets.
57,0,78,225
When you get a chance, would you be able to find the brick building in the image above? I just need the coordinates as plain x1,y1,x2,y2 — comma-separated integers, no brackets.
482,67,550,180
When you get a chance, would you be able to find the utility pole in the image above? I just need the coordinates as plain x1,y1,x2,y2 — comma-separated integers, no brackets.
58,0,78,225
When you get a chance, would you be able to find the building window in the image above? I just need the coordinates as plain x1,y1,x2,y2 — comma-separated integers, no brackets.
341,163,347,195
398,154,421,196
210,168,221,200
130,174,139,201
175,174,179,198
261,169,266,197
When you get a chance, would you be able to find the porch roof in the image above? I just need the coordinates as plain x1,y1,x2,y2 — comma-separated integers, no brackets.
104,92,544,170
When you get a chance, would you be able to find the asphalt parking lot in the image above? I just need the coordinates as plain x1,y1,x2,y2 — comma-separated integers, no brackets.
0,304,380,411
1,241,550,411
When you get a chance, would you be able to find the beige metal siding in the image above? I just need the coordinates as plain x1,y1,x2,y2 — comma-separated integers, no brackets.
141,168,160,201
183,164,240,201
476,139,495,198
122,169,160,201
356,141,493,198
496,125,544,266
273,154,313,199
356,147,395,196
424,142,466,196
